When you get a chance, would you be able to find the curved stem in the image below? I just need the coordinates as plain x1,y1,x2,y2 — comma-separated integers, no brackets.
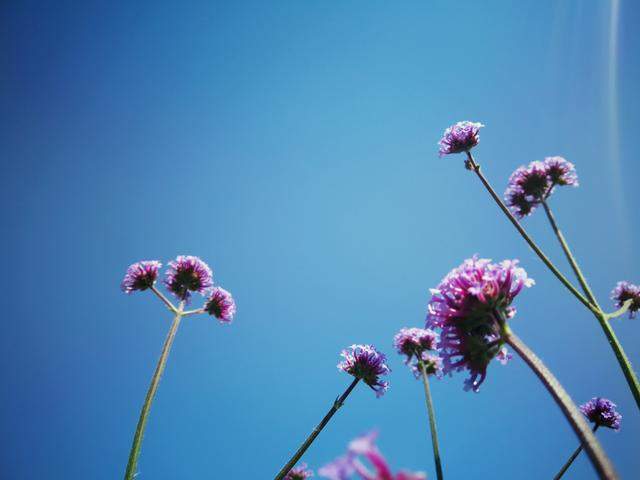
419,363,444,480
274,378,360,480
504,330,616,479
124,303,184,480
464,152,597,314
553,425,599,480
541,200,640,410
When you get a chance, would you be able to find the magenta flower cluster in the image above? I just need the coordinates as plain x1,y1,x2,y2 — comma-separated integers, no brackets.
393,327,441,378
427,256,533,392
164,255,214,301
580,397,622,431
438,121,484,157
610,281,640,319
204,287,237,323
338,345,390,397
504,156,578,218
319,431,426,480
121,261,162,293
285,463,314,480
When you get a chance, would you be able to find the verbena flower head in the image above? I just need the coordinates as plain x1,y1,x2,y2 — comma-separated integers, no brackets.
544,156,578,187
427,256,534,392
204,287,236,323
410,352,443,379
393,327,438,363
285,463,314,480
164,255,213,301
438,121,484,157
580,397,622,430
338,345,390,397
121,261,162,293
611,281,640,319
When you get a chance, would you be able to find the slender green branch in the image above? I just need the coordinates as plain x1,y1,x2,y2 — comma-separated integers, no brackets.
150,285,178,313
274,378,360,480
553,425,599,480
124,303,184,480
182,308,205,316
419,362,444,480
504,330,617,479
604,299,633,321
464,152,598,314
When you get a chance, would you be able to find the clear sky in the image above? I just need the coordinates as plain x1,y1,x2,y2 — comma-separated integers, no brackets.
3,1,640,478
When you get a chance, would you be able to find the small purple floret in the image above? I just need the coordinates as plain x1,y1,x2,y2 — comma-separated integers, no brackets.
580,397,622,430
121,260,162,293
338,345,390,397
204,287,236,323
427,256,534,392
164,255,213,301
285,463,314,480
438,121,484,157
611,281,640,319
393,327,438,363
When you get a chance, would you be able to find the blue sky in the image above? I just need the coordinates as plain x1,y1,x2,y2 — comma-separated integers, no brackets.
3,1,639,478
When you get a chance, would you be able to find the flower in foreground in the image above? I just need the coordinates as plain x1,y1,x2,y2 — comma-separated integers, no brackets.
204,287,236,323
438,121,484,157
427,256,534,392
319,431,426,480
580,397,622,430
338,345,390,397
121,260,161,293
164,255,213,301
611,281,640,319
285,463,314,480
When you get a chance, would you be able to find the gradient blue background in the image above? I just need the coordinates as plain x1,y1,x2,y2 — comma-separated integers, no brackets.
3,1,639,478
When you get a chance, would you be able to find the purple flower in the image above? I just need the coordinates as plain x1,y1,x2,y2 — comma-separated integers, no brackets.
544,156,578,187
285,463,314,480
204,287,236,323
427,256,534,392
410,352,443,379
393,328,438,363
338,345,390,397
438,121,484,157
580,397,622,430
121,261,162,293
611,281,640,319
318,455,355,480
163,255,213,301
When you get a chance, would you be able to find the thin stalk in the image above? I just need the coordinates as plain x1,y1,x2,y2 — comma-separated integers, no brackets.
124,303,184,480
541,200,640,410
274,378,360,480
464,152,597,314
553,425,599,480
419,362,444,480
504,330,616,479
150,285,178,313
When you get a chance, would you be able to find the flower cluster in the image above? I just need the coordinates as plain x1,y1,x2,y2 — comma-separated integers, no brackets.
438,121,484,157
504,156,578,218
427,256,533,392
164,255,214,301
580,397,622,430
319,431,426,480
285,464,314,480
204,287,237,323
121,261,162,293
611,281,640,319
393,327,441,378
338,345,390,397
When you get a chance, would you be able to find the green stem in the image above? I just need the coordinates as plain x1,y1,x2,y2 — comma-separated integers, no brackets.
124,303,184,480
553,425,599,480
419,362,444,480
464,152,598,315
274,378,360,480
541,200,640,411
504,330,617,479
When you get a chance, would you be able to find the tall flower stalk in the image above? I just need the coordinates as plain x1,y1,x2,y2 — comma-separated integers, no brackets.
121,256,236,480
419,361,443,480
274,345,390,480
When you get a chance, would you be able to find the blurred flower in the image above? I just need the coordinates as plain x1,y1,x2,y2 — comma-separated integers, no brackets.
495,346,513,365
285,463,314,480
544,156,578,187
438,121,484,157
318,455,355,480
338,345,390,397
204,287,236,323
121,261,162,293
580,397,622,430
427,256,534,392
164,255,213,301
410,352,443,379
393,328,438,363
611,281,640,319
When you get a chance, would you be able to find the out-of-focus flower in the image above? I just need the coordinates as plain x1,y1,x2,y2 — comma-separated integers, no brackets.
438,121,484,157
204,287,236,323
611,281,640,319
427,256,534,392
338,345,390,397
580,397,622,430
121,261,162,293
318,455,356,480
285,463,314,480
495,346,513,365
544,156,578,187
410,352,443,379
393,328,438,363
164,255,213,301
